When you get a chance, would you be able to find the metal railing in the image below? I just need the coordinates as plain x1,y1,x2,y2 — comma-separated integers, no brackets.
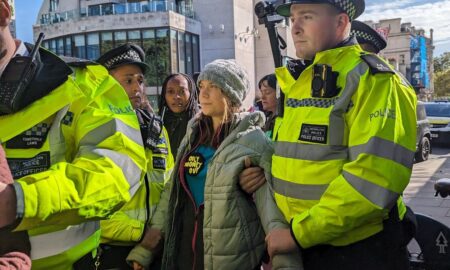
39,1,195,25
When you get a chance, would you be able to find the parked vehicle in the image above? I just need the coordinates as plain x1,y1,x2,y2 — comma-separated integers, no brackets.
423,102,450,145
416,102,431,162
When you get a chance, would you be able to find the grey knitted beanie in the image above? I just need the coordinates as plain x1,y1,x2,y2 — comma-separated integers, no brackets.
197,59,249,106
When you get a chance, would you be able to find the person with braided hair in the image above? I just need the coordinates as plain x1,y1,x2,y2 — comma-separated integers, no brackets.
158,73,199,159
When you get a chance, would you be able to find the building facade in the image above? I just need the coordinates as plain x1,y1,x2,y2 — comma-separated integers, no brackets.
35,2,434,106
365,18,434,100
34,0,201,108
34,0,299,109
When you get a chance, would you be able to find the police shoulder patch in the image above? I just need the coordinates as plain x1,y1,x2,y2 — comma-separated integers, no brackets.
360,54,395,75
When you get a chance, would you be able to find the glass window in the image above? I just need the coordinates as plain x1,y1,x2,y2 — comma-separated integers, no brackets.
50,39,56,53
65,37,72,56
56,38,64,55
170,30,178,73
185,33,193,75
143,29,156,87
88,5,100,16
142,30,155,50
177,0,186,14
155,1,167,11
114,31,127,47
74,34,86,59
80,7,88,17
128,30,141,47
142,3,150,12
41,14,50,25
156,29,168,39
114,3,126,14
43,41,49,50
178,32,185,73
424,103,450,117
101,32,113,54
49,0,58,12
145,29,169,88
185,0,194,17
143,30,155,39
129,2,140,13
157,29,170,90
192,35,200,72
102,3,114,15
87,33,100,60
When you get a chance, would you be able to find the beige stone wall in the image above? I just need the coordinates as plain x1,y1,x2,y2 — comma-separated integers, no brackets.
34,11,200,40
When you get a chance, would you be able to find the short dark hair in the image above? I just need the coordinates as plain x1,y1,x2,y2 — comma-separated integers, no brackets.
258,74,277,90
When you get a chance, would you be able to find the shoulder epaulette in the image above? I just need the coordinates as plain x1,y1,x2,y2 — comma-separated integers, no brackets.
60,56,99,68
360,54,395,75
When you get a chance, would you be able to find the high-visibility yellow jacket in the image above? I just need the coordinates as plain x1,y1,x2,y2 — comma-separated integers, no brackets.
100,125,174,245
272,44,417,249
1,50,146,269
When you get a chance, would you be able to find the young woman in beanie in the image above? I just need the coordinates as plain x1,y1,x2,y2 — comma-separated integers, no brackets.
158,73,199,159
127,60,301,270
127,59,303,270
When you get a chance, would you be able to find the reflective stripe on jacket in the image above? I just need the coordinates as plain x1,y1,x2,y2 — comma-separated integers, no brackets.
100,126,174,245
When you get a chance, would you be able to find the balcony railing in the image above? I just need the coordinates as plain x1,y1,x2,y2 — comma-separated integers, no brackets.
39,1,195,25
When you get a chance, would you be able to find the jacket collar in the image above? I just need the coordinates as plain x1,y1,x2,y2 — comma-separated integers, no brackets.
284,37,358,80
332,36,358,49
183,112,265,154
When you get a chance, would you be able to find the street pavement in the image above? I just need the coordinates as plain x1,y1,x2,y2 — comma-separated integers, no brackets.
404,146,450,227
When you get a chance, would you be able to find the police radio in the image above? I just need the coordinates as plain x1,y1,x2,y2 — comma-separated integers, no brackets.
141,116,163,150
0,33,45,115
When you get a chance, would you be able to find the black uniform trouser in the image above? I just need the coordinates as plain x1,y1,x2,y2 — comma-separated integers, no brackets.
73,245,133,270
73,244,164,270
302,207,414,270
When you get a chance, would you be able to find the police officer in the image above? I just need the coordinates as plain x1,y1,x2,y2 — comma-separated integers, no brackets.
96,43,174,269
0,1,146,269
260,0,417,269
351,20,387,54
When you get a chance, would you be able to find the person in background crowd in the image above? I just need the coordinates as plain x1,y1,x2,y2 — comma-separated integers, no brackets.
96,43,174,269
127,59,303,270
158,73,199,158
0,1,146,269
0,145,31,270
258,74,278,138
